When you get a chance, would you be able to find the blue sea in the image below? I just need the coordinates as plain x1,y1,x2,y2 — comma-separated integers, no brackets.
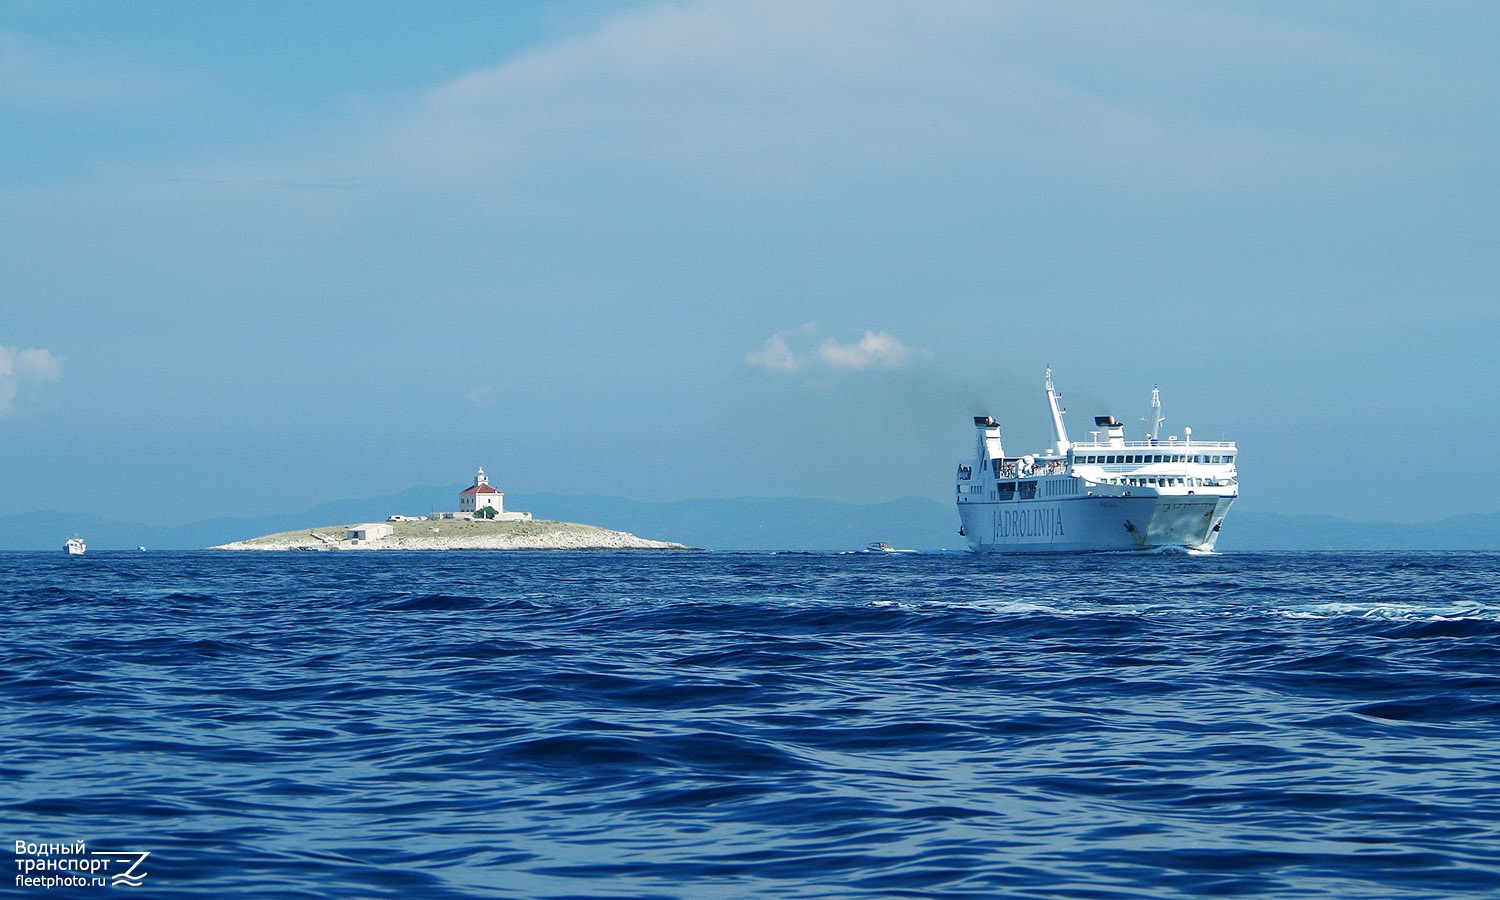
4,550,1499,898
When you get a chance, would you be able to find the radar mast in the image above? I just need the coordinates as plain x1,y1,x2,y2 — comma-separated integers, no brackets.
1145,385,1165,441
1045,366,1070,455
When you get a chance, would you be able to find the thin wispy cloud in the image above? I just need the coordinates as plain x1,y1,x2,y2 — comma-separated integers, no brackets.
153,0,1447,210
0,29,178,109
0,345,63,415
466,384,500,407
747,327,918,375
357,0,1429,195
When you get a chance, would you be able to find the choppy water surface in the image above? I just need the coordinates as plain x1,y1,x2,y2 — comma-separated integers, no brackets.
4,550,1499,898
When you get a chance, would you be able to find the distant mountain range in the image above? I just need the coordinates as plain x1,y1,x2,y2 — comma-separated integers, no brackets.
2,490,1497,552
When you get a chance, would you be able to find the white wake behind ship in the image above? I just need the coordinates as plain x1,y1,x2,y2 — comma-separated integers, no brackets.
957,369,1237,554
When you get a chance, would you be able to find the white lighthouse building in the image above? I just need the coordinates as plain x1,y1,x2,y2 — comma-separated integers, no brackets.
459,467,503,514
456,468,531,521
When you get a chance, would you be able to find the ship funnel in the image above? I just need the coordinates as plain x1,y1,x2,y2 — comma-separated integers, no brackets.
974,416,1003,462
1095,415,1126,447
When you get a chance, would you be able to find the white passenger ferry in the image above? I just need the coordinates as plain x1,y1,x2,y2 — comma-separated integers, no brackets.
956,369,1237,553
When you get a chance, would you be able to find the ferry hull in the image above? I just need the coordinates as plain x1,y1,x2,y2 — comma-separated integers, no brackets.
958,494,1234,554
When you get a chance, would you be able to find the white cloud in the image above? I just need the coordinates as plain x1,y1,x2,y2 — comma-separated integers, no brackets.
747,327,917,375
744,329,806,373
0,345,63,415
817,331,913,371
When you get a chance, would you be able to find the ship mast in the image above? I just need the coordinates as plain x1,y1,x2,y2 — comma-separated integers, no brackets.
1145,384,1164,442
1045,366,1070,455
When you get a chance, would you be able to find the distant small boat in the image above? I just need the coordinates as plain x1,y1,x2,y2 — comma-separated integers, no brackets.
864,542,914,553
64,536,86,556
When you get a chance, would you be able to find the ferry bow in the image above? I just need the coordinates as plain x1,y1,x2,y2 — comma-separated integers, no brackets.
956,369,1237,553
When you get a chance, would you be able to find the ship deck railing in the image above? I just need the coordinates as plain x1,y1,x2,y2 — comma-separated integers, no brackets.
1071,439,1236,449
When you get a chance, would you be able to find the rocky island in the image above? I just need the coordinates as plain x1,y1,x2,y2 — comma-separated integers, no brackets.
211,517,692,551
210,467,692,551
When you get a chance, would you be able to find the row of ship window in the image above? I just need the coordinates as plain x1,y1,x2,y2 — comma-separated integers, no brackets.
1105,476,1222,488
1076,453,1233,465
961,474,1228,501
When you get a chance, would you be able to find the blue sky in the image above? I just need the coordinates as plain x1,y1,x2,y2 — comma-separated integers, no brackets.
3,1,1497,526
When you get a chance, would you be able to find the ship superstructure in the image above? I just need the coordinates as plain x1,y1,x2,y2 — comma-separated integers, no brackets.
956,369,1237,553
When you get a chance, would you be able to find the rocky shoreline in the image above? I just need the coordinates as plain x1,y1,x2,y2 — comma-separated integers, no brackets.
209,518,693,551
